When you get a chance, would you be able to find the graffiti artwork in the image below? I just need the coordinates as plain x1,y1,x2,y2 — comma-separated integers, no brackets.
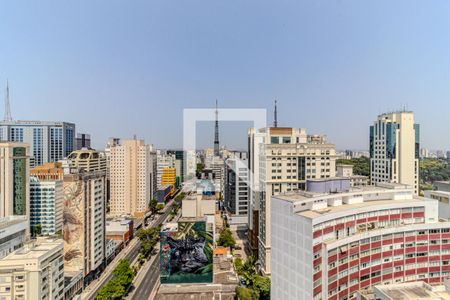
63,180,85,274
160,221,213,284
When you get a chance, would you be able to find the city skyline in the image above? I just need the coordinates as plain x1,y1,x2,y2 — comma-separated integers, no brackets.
2,1,450,151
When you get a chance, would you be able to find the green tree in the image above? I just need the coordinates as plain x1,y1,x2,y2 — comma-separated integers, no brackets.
217,228,236,249
148,198,158,214
156,203,164,213
137,227,160,257
31,224,42,238
113,259,135,287
253,276,271,299
336,157,370,176
420,158,450,184
96,278,125,300
137,227,159,241
234,257,243,275
175,192,185,203
196,163,205,173
235,287,259,300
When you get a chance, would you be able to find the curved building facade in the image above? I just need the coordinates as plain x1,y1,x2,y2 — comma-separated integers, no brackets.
272,183,450,300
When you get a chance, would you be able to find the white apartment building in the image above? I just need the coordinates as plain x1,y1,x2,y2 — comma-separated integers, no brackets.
336,164,369,187
65,148,107,173
110,139,156,218
204,148,214,168
271,182,449,300
250,127,337,275
211,156,225,194
157,153,175,188
0,120,75,165
370,111,420,194
0,216,28,259
224,158,249,226
186,149,197,179
0,238,64,300
30,178,64,235
247,128,265,256
63,171,106,280
104,137,120,179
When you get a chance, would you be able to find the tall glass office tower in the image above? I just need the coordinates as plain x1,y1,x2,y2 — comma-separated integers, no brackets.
370,111,420,194
0,120,75,166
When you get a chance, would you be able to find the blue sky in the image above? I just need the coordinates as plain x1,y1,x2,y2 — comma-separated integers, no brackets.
1,1,450,150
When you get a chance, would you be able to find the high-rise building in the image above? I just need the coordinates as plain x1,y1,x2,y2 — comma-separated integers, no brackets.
211,156,225,195
110,139,156,217
167,150,185,183
224,157,249,226
186,149,197,179
370,111,420,194
437,150,446,159
271,181,450,300
157,153,175,188
420,148,429,159
30,162,64,181
204,148,214,169
30,177,64,235
75,133,91,150
104,138,120,177
0,142,31,258
249,127,337,275
0,238,64,300
64,148,107,173
63,169,107,282
161,168,176,187
0,142,30,219
104,137,121,203
0,120,75,166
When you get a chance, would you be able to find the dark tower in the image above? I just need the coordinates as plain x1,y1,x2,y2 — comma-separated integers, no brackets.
214,100,220,156
273,99,278,127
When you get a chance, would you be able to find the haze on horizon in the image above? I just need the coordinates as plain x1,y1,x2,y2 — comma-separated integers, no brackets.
1,1,450,151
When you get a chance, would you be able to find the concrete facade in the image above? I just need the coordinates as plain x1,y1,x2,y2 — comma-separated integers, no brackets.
224,158,249,226
271,183,450,300
251,127,337,275
30,178,64,235
110,139,156,218
0,120,75,165
0,238,64,300
0,142,30,220
370,111,420,194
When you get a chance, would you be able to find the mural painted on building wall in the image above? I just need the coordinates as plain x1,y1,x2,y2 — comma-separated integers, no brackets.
160,221,213,284
63,180,85,273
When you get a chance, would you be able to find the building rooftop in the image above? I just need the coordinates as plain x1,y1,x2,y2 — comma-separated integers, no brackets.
298,198,425,220
0,120,75,126
156,257,237,300
1,238,62,261
0,216,28,230
360,281,450,300
275,182,412,204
